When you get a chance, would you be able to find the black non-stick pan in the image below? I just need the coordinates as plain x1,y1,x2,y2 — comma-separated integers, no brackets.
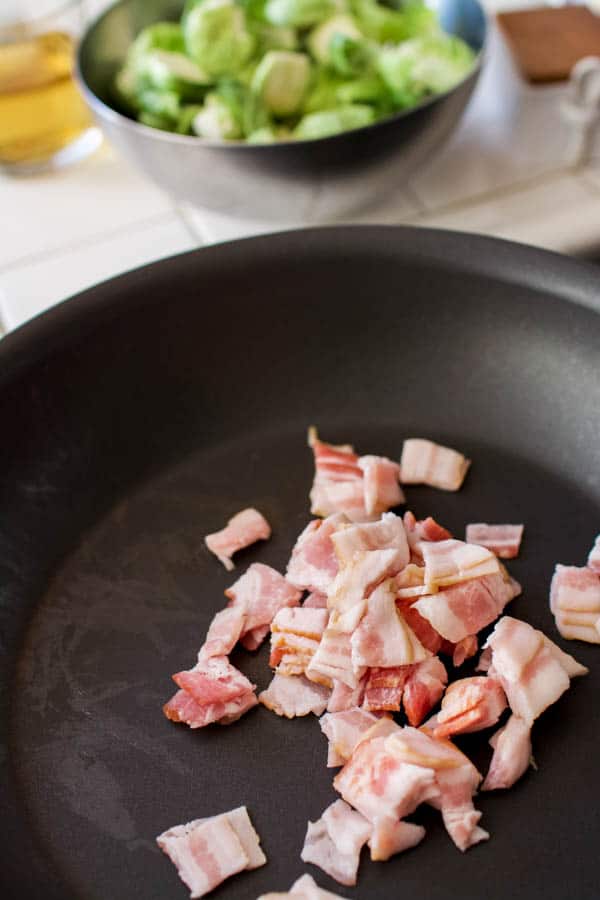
1,227,599,900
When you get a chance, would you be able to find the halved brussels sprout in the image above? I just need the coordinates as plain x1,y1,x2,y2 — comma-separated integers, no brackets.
294,103,375,138
252,50,311,116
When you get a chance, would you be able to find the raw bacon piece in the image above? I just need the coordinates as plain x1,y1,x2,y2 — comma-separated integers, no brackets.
588,535,600,575
164,688,258,729
550,564,600,644
301,800,371,887
369,819,425,861
466,523,524,559
306,628,361,689
395,563,429,600
156,807,265,898
331,513,409,568
327,676,367,712
198,607,247,660
333,735,440,824
225,563,302,634
451,635,479,667
363,666,408,712
320,709,381,765
258,874,346,899
413,577,500,644
205,508,271,571
482,715,532,791
420,539,499,591
433,676,507,738
398,602,444,655
259,673,330,718
269,607,328,676
173,657,254,705
483,616,587,725
328,547,405,626
351,581,429,669
304,591,328,608
358,455,405,516
402,657,448,726
286,514,346,594
308,430,367,521
400,438,471,491
415,517,453,542
240,625,270,651
386,729,488,852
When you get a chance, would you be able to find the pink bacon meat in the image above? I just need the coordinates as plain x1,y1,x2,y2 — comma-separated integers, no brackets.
482,714,532,791
550,563,600,644
286,514,346,594
432,676,507,739
301,799,372,886
204,507,271,570
226,562,302,650
588,534,600,575
156,806,265,898
400,438,471,491
257,873,347,899
466,523,524,559
259,672,330,718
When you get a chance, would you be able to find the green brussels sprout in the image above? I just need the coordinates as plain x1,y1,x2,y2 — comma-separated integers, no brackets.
138,88,181,122
251,50,311,116
264,0,334,29
307,14,362,63
134,49,211,94
294,103,374,138
328,33,372,76
252,22,299,52
139,110,177,130
246,125,290,142
113,64,140,114
184,0,256,77
335,72,391,110
302,68,346,113
377,35,475,105
175,104,205,133
128,22,186,58
192,92,244,139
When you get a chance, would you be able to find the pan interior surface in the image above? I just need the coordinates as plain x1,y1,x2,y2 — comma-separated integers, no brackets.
1,228,599,900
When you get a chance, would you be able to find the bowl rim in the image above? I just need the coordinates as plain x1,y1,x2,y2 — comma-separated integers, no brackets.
75,0,488,151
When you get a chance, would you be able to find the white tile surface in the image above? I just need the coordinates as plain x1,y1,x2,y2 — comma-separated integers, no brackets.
0,213,197,331
413,172,600,254
0,143,174,270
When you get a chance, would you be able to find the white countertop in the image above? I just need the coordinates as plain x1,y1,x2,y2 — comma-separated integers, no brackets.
1,10,600,334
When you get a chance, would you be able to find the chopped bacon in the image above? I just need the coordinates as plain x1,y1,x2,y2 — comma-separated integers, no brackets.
413,577,500,644
398,601,444,654
163,686,258,730
395,563,429,599
320,709,381,765
402,657,448,726
331,513,409,568
351,581,429,668
225,563,302,636
204,508,271,571
156,807,265,898
327,676,367,712
257,873,346,899
240,625,270,651
301,800,371,886
482,715,532,791
550,564,600,644
286,514,346,594
173,656,254,705
327,546,406,627
357,455,405,516
415,517,453,542
269,607,329,676
369,819,425,861
451,635,479,667
304,591,328,608
482,616,587,725
259,672,330,718
466,523,524,559
400,438,471,491
308,429,367,521
363,666,408,712
307,628,362,689
588,535,600,575
433,676,507,738
420,539,499,591
198,607,246,660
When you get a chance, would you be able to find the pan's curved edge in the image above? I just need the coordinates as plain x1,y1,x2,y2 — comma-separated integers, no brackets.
0,226,598,388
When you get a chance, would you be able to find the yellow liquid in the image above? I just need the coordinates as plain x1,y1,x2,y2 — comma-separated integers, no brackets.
0,31,93,165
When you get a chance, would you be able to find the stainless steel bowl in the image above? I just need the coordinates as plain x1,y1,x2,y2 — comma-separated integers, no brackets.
76,0,486,222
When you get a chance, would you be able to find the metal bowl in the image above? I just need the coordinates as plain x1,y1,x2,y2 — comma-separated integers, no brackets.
76,0,486,222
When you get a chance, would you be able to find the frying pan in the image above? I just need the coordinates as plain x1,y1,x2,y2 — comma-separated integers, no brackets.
1,226,599,900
